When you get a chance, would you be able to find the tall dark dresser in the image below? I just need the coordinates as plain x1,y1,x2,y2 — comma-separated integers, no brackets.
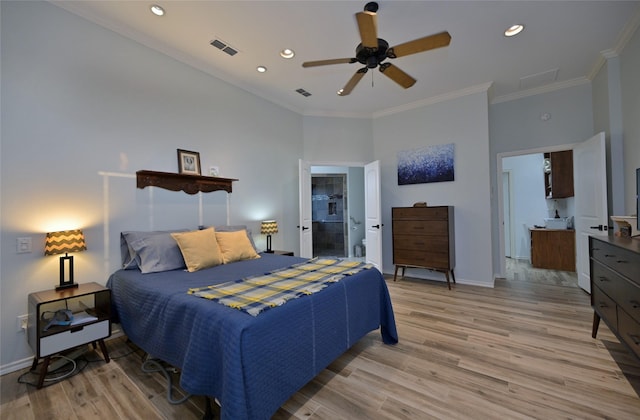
590,235,640,361
392,206,455,289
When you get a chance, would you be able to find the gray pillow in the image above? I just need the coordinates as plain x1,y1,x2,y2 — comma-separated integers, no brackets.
120,229,187,269
128,234,186,274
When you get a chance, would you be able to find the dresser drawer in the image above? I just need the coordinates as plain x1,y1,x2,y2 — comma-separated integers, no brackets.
392,207,449,221
394,249,449,270
590,260,624,302
591,284,617,329
40,320,110,357
618,308,640,359
591,239,640,282
615,278,640,325
392,234,449,252
393,220,448,236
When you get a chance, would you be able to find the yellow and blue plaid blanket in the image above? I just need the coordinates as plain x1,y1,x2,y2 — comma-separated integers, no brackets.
188,258,373,316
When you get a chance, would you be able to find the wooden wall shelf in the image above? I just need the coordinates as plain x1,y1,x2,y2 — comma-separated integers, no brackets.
136,170,238,195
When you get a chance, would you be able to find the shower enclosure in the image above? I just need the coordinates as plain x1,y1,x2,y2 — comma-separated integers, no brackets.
311,174,348,257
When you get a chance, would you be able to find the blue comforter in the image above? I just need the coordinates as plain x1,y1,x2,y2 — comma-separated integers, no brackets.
107,253,398,419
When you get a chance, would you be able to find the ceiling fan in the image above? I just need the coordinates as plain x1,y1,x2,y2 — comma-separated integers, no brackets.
302,2,451,96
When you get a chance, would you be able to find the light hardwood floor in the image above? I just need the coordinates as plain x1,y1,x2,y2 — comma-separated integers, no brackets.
2,262,639,419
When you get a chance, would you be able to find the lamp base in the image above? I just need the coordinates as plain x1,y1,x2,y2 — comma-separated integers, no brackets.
56,283,79,291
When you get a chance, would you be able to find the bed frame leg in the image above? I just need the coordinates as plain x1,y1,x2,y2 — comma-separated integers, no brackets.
202,396,215,420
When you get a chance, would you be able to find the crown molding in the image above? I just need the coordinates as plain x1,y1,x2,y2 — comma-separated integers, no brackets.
491,77,590,104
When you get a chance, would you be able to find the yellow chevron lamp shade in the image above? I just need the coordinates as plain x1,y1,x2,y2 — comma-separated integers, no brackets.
44,229,87,256
261,220,278,253
44,229,86,290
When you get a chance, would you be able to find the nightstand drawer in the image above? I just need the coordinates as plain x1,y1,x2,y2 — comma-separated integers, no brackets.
40,320,109,357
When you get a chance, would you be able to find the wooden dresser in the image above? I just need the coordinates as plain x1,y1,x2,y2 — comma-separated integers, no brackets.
392,206,455,289
590,235,640,361
530,228,576,271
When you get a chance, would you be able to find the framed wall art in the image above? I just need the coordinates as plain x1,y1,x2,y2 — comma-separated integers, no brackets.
177,149,201,175
397,143,455,185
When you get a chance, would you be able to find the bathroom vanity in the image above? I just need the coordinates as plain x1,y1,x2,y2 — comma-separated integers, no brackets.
530,228,576,271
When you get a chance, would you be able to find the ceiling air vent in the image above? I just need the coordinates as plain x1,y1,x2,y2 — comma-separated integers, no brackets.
296,88,312,97
210,38,238,56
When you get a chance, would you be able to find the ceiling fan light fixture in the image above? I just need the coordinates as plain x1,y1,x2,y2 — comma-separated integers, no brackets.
504,24,524,37
150,4,165,16
280,49,295,59
337,89,344,96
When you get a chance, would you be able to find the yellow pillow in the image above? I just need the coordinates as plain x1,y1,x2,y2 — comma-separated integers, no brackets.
171,228,223,272
215,230,261,264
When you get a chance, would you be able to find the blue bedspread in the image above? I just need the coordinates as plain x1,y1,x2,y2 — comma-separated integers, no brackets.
106,254,398,420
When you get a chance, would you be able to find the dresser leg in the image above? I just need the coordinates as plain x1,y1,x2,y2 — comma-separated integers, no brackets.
393,265,399,282
450,269,456,285
444,271,451,290
592,312,601,339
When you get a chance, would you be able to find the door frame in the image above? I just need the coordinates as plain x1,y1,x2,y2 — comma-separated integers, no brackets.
300,160,370,259
496,143,578,279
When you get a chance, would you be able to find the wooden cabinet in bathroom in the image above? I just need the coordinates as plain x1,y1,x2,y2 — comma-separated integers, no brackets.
530,228,576,271
543,151,574,199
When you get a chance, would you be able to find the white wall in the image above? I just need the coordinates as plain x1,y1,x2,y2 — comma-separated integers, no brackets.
372,90,493,287
1,1,303,370
503,154,546,259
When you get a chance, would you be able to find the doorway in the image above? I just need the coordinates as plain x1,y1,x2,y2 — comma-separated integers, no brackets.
499,148,578,286
312,174,348,257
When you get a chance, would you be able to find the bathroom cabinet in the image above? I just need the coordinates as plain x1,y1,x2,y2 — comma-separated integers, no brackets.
530,228,575,271
544,151,574,199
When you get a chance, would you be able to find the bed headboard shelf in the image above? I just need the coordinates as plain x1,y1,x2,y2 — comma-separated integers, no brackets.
136,170,238,194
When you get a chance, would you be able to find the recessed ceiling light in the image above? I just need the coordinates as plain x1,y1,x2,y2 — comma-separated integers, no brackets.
280,49,295,59
150,5,165,16
256,66,267,73
504,24,524,37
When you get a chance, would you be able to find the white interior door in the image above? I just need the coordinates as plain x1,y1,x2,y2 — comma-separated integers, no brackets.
298,160,313,258
364,161,382,271
574,132,608,293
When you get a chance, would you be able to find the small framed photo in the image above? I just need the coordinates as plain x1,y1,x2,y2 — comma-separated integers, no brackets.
177,149,201,175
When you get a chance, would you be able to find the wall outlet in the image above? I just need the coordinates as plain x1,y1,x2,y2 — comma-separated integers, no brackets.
17,315,28,332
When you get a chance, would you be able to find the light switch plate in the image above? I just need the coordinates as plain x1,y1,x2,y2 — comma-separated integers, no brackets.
17,237,32,253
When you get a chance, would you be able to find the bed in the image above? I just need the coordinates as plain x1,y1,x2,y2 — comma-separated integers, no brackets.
106,227,398,420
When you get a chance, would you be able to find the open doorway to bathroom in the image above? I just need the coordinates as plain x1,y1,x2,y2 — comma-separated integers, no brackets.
312,174,347,257
310,166,366,260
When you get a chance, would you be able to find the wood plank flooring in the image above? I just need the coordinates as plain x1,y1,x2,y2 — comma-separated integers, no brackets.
2,260,639,419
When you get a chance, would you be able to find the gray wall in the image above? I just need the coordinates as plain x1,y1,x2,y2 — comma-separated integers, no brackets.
2,1,638,373
1,1,302,369
489,84,595,276
621,26,640,215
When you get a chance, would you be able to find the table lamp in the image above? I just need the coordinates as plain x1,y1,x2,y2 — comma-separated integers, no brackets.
260,220,278,253
44,229,87,291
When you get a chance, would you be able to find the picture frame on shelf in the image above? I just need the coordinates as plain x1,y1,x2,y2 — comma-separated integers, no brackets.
177,149,201,175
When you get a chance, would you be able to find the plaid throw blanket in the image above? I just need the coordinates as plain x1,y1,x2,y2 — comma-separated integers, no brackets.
188,258,373,316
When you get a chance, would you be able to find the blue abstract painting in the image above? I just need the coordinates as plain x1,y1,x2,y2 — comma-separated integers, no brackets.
397,143,455,185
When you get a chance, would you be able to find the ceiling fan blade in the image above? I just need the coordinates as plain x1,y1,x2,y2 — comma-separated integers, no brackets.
356,11,378,49
302,58,356,68
387,31,451,58
379,63,416,89
339,68,368,96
